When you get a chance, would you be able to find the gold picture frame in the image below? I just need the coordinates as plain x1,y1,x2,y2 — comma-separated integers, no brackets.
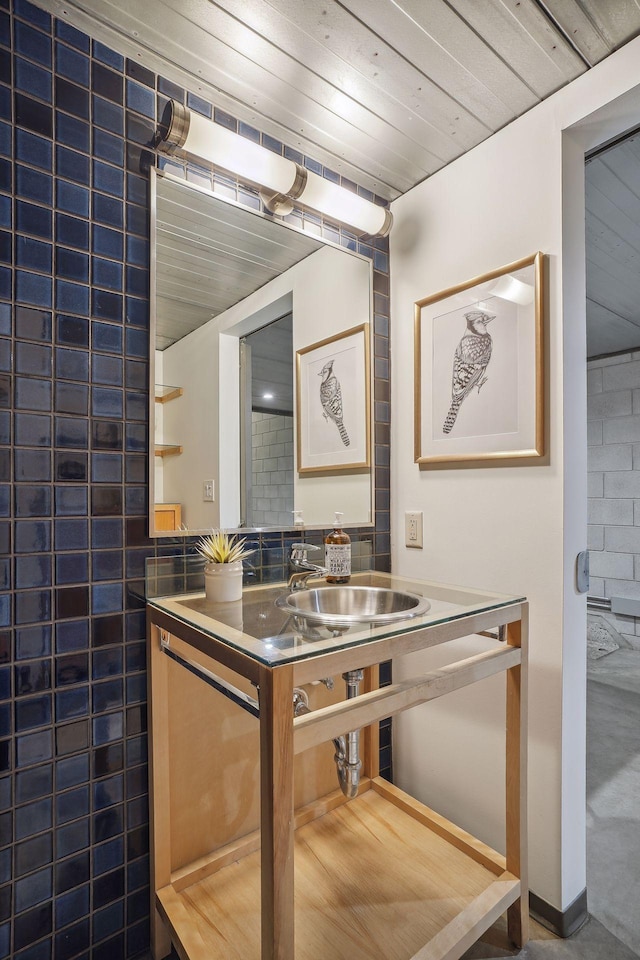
415,252,545,466
296,323,371,474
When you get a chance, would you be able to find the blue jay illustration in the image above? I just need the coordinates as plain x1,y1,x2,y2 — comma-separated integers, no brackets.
443,310,494,434
319,359,350,446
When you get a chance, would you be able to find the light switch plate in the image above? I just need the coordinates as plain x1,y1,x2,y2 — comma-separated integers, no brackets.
202,480,215,502
405,511,423,548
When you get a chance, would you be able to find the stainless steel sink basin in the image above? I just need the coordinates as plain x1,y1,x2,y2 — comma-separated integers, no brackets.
275,585,431,626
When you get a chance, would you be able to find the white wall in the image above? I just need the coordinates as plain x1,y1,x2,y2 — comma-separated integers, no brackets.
160,243,372,530
390,37,640,912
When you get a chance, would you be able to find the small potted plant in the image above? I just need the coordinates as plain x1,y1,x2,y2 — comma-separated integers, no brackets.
196,530,254,603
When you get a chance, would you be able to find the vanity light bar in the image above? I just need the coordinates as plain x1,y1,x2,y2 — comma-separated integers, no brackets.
158,100,393,238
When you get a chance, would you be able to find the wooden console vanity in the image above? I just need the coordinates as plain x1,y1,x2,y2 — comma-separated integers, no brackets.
146,569,528,960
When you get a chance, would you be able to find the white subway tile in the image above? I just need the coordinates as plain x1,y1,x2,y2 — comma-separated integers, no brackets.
587,420,603,445
604,472,640,498
587,525,604,550
587,444,632,472
588,576,605,596
605,525,640,553
604,578,640,600
590,551,634,579
588,499,633,525
587,367,603,394
587,473,604,498
603,360,640,391
604,416,640,444
587,390,632,420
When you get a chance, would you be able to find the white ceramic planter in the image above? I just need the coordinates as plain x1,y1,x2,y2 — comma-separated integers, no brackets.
204,560,244,603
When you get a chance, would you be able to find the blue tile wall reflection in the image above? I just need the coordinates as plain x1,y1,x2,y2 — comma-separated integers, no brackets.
0,0,391,957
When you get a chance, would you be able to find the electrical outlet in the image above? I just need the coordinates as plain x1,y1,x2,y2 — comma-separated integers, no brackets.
405,511,423,548
202,480,215,502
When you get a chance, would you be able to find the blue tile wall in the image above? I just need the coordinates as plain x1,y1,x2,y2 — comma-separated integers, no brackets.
0,0,391,957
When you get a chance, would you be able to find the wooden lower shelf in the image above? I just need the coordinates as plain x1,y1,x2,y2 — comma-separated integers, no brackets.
156,779,521,960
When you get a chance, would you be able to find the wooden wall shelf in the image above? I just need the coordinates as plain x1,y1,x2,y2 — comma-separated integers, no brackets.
155,384,184,403
155,444,182,458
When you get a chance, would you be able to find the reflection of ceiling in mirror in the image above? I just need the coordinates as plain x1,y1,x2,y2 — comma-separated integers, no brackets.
155,173,325,350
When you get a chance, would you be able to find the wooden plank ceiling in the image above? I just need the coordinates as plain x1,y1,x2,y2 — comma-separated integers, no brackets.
36,0,640,357
37,0,640,199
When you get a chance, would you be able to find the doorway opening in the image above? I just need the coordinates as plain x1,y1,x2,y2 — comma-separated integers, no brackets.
584,126,640,956
240,312,295,528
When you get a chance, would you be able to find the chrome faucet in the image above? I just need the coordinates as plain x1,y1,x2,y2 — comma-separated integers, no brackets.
287,542,328,590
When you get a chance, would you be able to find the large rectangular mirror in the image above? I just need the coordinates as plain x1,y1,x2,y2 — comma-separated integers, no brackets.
149,168,375,537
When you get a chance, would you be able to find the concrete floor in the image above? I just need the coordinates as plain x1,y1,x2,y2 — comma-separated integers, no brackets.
585,648,640,956
463,915,639,959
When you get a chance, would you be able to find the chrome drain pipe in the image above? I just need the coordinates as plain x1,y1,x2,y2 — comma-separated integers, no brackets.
293,670,364,799
333,669,363,799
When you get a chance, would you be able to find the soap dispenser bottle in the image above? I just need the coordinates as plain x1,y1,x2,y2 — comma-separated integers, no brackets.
324,512,351,584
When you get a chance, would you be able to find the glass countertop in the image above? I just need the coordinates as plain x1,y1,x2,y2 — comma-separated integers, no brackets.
146,560,524,667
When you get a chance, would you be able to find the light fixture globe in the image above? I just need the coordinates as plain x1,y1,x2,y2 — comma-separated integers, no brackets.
157,99,392,237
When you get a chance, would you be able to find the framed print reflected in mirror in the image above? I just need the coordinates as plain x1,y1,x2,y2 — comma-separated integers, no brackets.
414,252,544,466
296,323,370,474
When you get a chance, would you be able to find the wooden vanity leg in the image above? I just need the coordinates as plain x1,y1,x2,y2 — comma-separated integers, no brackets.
363,664,380,780
147,621,173,960
259,663,295,960
506,608,529,947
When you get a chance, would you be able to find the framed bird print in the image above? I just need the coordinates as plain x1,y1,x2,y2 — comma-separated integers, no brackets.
415,252,544,465
296,323,370,474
